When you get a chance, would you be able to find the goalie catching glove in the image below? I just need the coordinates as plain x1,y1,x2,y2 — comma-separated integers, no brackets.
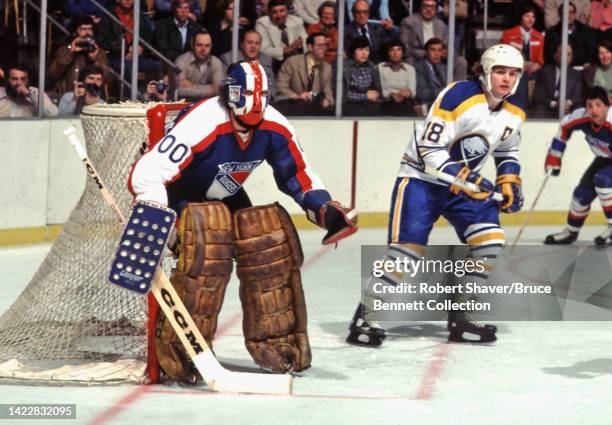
318,201,358,245
495,174,523,213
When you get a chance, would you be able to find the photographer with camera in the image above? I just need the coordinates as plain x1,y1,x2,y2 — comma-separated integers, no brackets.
58,65,106,115
274,32,333,116
49,15,108,99
143,73,170,102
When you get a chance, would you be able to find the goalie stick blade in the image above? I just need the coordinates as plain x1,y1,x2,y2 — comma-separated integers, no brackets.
108,201,176,294
208,370,293,396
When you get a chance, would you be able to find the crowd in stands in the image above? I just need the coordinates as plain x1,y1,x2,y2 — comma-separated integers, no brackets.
0,0,609,118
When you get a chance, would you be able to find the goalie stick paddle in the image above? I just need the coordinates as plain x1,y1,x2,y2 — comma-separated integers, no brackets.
63,126,292,396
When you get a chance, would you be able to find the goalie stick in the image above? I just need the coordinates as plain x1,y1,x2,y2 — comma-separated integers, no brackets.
63,126,292,396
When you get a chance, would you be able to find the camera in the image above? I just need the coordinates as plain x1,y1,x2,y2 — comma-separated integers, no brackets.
311,91,325,104
155,80,167,93
84,82,101,96
76,37,96,53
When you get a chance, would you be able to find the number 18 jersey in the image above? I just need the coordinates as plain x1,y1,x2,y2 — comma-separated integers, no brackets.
399,80,526,183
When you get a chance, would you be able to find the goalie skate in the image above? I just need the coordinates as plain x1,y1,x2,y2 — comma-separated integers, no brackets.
109,201,176,294
346,303,387,347
544,229,578,245
447,311,497,343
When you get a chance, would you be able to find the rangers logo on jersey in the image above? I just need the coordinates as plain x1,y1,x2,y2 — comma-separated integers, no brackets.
206,160,262,199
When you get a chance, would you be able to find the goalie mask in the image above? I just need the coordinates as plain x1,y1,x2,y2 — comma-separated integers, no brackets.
223,61,269,128
479,44,524,100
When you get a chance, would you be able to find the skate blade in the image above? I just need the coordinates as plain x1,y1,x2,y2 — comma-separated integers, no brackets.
448,332,497,344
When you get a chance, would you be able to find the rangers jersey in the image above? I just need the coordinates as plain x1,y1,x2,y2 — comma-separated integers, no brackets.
550,107,612,159
399,80,526,182
129,97,332,219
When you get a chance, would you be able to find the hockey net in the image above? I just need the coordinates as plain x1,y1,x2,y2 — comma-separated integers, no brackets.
0,102,186,385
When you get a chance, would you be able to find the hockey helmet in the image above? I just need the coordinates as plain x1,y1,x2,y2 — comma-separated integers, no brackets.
479,44,524,99
223,61,269,127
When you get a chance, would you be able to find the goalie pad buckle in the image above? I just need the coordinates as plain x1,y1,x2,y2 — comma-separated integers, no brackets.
108,201,176,294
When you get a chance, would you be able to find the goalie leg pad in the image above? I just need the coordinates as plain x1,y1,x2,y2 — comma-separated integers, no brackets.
233,203,311,373
155,202,234,381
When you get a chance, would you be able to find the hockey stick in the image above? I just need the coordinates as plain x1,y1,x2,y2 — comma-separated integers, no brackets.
510,172,551,252
411,122,504,202
63,126,292,395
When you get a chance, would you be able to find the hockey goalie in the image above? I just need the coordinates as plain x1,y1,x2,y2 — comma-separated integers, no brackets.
129,61,357,381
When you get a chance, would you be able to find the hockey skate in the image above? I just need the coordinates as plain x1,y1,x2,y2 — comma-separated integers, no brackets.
544,229,578,245
594,226,612,246
447,310,497,343
346,303,387,347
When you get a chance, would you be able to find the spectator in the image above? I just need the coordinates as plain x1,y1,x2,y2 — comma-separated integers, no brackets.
48,15,108,99
274,32,333,115
154,0,202,20
414,37,446,111
255,0,307,73
58,65,106,115
501,5,544,106
293,0,329,25
544,2,597,67
345,0,396,63
378,39,416,116
399,0,466,79
220,29,276,100
209,0,248,58
533,44,583,118
340,36,382,116
154,0,202,62
307,1,338,65
97,0,160,83
143,71,171,102
175,29,225,101
347,0,393,23
590,0,612,42
584,40,612,102
545,0,591,29
0,64,58,117
64,0,109,24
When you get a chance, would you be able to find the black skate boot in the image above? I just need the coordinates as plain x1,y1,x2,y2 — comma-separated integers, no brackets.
346,303,387,347
544,229,578,245
594,226,611,246
447,310,497,343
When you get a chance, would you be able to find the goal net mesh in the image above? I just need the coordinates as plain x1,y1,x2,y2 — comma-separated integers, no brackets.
0,103,178,384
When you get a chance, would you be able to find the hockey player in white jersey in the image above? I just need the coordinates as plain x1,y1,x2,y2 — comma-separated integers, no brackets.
347,44,526,347
544,86,612,245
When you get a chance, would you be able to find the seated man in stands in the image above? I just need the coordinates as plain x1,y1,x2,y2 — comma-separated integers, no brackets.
0,64,58,117
175,29,225,101
344,0,396,63
399,0,466,79
154,0,201,62
48,15,108,100
274,32,334,116
533,44,584,118
58,65,106,116
414,37,447,111
255,0,307,73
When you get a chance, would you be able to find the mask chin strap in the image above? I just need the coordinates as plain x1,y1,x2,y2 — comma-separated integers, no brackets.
479,74,521,104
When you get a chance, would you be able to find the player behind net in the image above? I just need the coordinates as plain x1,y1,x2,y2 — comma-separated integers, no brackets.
347,44,526,347
129,61,357,381
544,86,612,245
